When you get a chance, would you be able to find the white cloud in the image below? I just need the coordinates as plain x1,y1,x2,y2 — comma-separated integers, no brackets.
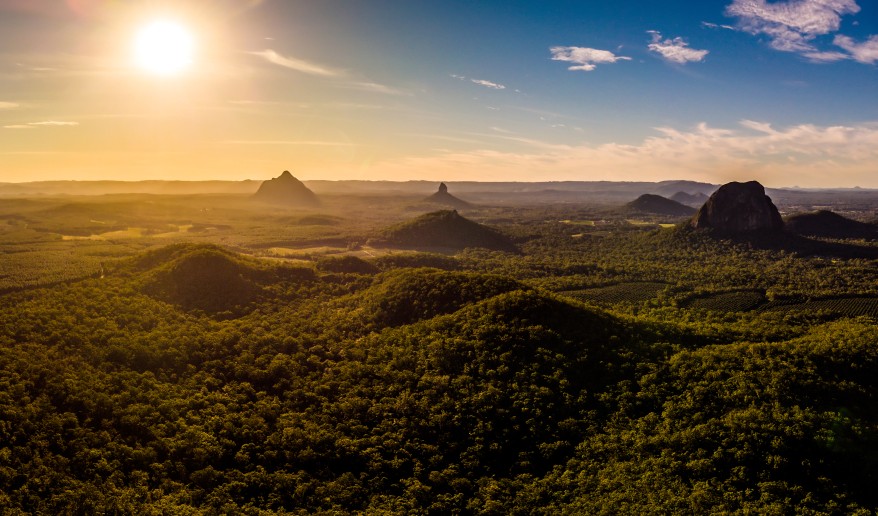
249,49,341,77
726,0,858,37
550,46,631,72
702,21,736,30
3,125,33,129
368,120,878,187
28,121,79,126
802,49,850,61
647,31,709,64
450,75,507,90
725,0,862,58
342,81,408,96
834,34,878,64
739,119,777,133
0,102,19,109
471,79,506,90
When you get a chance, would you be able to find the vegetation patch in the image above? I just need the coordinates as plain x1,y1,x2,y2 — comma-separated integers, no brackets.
759,296,878,318
686,290,766,312
380,210,519,252
561,281,670,305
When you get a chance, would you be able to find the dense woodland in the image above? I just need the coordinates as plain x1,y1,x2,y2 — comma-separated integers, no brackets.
1,191,877,513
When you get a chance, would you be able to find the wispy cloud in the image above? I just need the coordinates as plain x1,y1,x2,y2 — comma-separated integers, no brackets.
833,34,878,64
471,79,506,90
249,50,405,95
647,31,709,64
0,102,19,109
222,140,360,146
28,120,79,126
550,46,631,72
702,21,736,31
249,49,341,77
450,75,507,90
5,120,79,128
724,0,873,62
341,81,408,96
369,120,878,187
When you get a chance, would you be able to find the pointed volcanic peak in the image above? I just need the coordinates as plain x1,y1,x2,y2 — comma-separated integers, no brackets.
690,181,783,232
380,210,518,252
423,182,473,209
785,210,878,240
625,194,696,217
252,170,320,208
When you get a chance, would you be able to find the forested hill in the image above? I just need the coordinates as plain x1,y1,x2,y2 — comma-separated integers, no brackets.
1,242,877,513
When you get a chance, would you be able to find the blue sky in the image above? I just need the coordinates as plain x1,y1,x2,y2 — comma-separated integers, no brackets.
0,0,876,187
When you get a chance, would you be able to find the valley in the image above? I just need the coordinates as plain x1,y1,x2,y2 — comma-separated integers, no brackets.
1,179,877,513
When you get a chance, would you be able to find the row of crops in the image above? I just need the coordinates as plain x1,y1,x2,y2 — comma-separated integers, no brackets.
562,283,878,319
560,282,669,305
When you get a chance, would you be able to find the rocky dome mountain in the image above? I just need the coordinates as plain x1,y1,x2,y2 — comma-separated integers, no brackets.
252,171,320,207
380,210,518,252
785,210,878,240
691,181,784,232
625,194,696,217
670,191,710,207
423,183,473,209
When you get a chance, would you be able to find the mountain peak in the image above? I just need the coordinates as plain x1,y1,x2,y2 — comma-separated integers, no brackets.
424,182,472,209
691,180,783,232
252,171,320,207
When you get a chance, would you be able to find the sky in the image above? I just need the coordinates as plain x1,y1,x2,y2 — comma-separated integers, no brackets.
0,0,876,187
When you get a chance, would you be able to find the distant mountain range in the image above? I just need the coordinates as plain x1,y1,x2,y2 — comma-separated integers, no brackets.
624,194,697,217
1,179,876,207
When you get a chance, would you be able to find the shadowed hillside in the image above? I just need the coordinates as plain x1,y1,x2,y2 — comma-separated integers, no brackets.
786,210,878,240
135,244,314,313
349,268,523,328
380,210,518,252
625,194,696,216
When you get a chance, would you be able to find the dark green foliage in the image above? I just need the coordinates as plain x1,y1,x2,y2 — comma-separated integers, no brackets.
760,296,878,318
134,244,315,314
562,282,670,305
381,210,519,252
686,290,766,312
141,247,260,312
372,252,461,271
1,195,877,514
539,320,878,514
315,255,379,274
353,268,523,328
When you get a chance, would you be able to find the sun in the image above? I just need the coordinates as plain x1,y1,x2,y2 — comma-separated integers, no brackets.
133,20,195,75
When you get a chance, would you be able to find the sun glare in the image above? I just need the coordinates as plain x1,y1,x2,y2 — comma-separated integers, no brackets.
133,20,195,75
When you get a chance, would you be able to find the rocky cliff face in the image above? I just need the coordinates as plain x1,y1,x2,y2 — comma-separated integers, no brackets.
252,171,320,207
691,181,783,232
